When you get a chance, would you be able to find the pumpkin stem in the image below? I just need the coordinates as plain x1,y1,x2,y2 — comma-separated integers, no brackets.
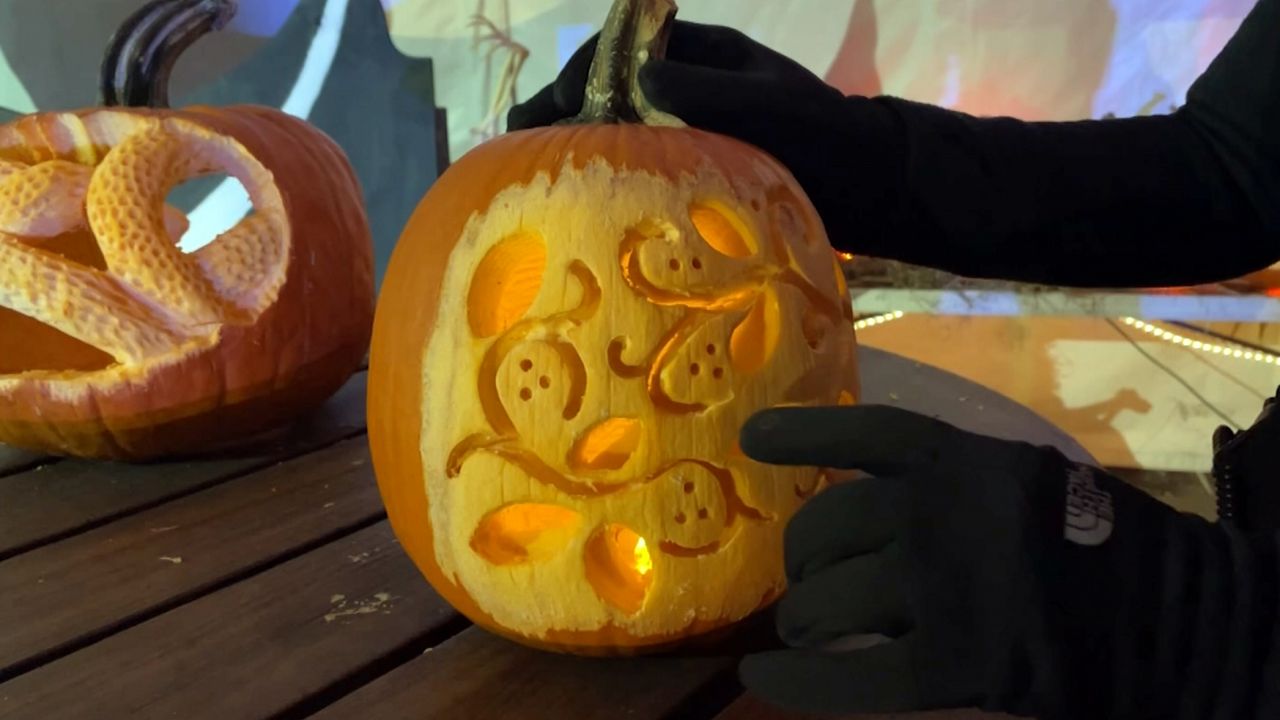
100,0,238,108
570,0,685,126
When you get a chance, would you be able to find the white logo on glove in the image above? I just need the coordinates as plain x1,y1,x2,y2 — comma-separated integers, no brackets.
1064,466,1114,546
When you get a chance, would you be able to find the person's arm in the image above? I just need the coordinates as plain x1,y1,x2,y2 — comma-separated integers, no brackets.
1261,558,1280,718
736,405,1280,719
862,0,1280,287
510,0,1280,288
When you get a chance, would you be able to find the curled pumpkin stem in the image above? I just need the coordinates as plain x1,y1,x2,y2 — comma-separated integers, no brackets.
572,0,684,127
100,0,238,108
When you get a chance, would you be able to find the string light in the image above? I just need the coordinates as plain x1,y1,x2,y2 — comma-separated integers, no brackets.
1122,317,1279,364
853,310,905,330
847,312,1278,365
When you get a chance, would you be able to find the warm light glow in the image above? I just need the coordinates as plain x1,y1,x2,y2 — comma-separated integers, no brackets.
689,201,757,258
467,231,547,339
836,251,855,261
470,503,583,565
569,417,643,472
846,312,1277,363
584,524,653,614
730,289,782,374
1121,317,1280,364
633,536,653,575
853,310,905,331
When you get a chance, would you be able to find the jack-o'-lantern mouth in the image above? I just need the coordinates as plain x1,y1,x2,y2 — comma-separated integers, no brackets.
0,111,290,379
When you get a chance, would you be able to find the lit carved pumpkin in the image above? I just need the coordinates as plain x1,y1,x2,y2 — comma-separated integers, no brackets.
0,1,373,460
368,0,858,653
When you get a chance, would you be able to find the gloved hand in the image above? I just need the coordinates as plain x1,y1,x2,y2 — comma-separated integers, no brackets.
506,21,907,249
737,405,1276,720
1213,386,1280,534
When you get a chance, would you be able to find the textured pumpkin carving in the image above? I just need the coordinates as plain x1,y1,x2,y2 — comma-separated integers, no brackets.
0,1,373,459
368,0,858,654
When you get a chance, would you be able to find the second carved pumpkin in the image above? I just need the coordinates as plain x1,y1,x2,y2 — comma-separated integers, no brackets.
0,0,373,459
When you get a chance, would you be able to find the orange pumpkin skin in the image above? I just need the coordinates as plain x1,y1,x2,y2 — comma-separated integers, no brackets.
0,106,373,460
368,123,859,654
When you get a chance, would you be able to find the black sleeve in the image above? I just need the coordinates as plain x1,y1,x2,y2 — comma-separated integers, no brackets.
847,0,1280,288
1251,531,1280,719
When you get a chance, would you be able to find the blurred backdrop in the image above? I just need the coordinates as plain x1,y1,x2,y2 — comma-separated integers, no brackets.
0,0,1257,159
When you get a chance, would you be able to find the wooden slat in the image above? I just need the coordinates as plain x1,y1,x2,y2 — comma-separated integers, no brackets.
313,626,740,720
0,523,462,720
0,447,52,478
0,371,367,560
714,695,1016,720
0,435,383,680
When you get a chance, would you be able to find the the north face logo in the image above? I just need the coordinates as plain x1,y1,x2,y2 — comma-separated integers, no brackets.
1064,466,1114,546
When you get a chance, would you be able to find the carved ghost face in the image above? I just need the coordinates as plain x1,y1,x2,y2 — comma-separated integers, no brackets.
371,126,859,652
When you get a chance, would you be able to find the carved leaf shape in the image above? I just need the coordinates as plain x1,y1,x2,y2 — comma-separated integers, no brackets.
730,287,782,375
584,523,653,614
470,503,582,565
568,417,643,472
690,200,757,258
467,231,546,338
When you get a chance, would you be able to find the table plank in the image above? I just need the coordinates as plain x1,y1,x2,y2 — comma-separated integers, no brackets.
0,436,383,680
313,627,741,720
714,695,1017,720
0,447,52,478
0,523,462,720
0,371,367,560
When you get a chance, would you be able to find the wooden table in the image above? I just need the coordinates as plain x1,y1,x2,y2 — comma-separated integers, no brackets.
0,348,1074,720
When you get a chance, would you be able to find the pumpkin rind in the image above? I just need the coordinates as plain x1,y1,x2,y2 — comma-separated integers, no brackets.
369,123,858,653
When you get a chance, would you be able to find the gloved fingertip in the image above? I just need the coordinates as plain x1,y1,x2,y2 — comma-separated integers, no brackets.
1213,425,1236,452
773,603,811,647
738,409,788,459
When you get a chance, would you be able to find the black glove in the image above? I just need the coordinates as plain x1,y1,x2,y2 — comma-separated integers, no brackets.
1214,386,1280,535
737,405,1278,720
506,21,906,252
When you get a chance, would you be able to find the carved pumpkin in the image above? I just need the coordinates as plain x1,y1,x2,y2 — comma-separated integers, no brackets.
368,0,858,654
0,0,373,460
